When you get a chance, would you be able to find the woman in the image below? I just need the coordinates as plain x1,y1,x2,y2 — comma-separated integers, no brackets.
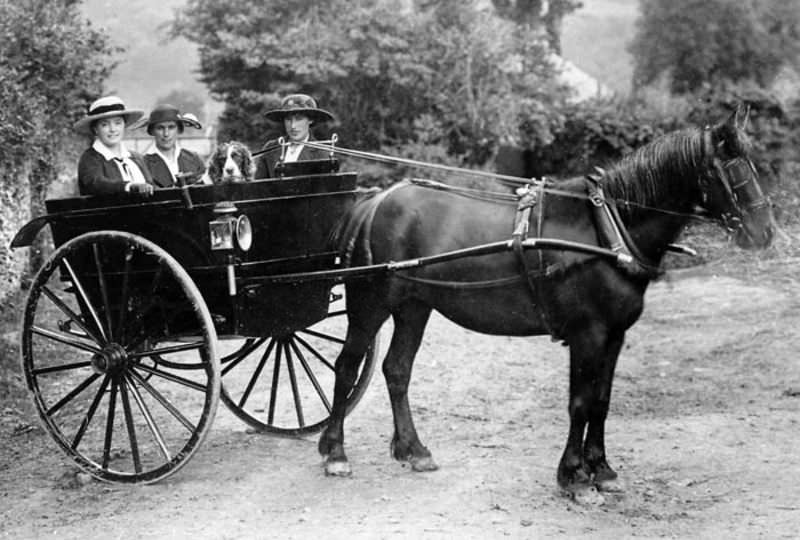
254,94,336,178
74,96,155,197
139,104,206,187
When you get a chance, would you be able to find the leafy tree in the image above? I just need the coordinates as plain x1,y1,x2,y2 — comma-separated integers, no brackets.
0,0,115,281
171,0,570,170
491,0,583,53
155,88,207,124
629,0,800,94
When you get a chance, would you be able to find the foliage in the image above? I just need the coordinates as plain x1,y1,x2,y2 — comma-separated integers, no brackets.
629,0,800,94
155,88,207,123
171,0,570,169
0,0,116,277
490,0,583,53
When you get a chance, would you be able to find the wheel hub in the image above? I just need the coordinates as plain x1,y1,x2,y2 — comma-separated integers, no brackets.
91,343,129,375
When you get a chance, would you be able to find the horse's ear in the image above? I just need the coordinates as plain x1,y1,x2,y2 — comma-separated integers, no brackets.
733,103,751,131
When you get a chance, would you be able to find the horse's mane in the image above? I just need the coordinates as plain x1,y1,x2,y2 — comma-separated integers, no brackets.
601,127,709,211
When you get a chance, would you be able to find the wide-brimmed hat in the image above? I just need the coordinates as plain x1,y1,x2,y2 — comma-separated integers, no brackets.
73,96,144,136
135,104,203,135
264,94,335,123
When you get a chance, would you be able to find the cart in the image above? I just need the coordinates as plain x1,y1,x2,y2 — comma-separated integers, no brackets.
11,162,378,484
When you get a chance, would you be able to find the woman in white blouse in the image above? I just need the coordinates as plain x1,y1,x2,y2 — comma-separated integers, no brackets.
74,95,155,197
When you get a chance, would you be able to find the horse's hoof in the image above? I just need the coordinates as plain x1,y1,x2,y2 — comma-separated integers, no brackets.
595,476,625,493
324,459,352,477
409,455,438,472
561,485,606,506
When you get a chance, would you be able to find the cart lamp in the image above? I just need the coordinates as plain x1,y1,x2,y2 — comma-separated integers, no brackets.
209,214,253,252
235,215,253,251
209,217,235,251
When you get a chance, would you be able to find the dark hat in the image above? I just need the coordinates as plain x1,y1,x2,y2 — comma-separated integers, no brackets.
73,96,144,136
264,94,335,123
134,104,203,135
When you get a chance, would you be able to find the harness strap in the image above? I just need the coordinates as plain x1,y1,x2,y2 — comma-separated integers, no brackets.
586,174,661,278
511,183,556,337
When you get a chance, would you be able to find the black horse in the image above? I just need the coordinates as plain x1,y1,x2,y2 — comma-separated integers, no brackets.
318,110,774,503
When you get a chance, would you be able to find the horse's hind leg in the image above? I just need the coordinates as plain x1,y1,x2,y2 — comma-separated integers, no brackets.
319,305,388,477
384,301,437,472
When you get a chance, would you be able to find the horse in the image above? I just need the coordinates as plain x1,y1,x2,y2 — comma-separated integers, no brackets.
205,141,255,184
317,108,775,504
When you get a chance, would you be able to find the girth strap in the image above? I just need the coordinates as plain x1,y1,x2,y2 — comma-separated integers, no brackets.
511,182,556,337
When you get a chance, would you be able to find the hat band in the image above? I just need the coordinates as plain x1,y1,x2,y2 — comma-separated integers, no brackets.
90,103,126,116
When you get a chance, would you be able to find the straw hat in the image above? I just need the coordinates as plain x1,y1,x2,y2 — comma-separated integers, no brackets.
73,96,144,136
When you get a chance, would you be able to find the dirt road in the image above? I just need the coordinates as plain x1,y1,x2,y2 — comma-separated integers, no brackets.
1,259,799,539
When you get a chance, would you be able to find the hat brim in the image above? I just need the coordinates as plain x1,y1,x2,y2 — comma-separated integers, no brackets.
131,114,203,133
264,108,335,124
73,110,144,136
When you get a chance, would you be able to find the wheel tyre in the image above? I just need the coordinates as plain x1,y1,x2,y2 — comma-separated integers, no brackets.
21,231,220,484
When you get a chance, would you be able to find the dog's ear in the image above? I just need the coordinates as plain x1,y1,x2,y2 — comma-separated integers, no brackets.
240,143,255,181
206,144,224,184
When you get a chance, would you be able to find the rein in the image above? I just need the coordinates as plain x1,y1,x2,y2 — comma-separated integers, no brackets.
302,140,715,224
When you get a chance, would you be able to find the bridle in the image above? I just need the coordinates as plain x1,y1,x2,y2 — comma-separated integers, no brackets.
699,129,770,233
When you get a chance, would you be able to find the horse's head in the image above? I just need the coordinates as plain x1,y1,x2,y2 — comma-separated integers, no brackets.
699,107,774,249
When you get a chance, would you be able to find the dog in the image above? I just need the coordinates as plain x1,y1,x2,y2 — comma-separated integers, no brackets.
206,141,255,184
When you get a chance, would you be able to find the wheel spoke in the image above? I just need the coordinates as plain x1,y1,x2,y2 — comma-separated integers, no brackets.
267,342,282,424
298,328,345,345
125,374,171,461
129,369,196,433
134,363,207,393
32,326,102,355
221,338,266,366
33,360,92,376
236,339,275,408
114,243,135,340
102,379,118,469
326,309,346,317
294,334,335,371
118,377,142,474
127,340,204,360
41,285,103,345
288,338,331,413
93,243,114,342
62,258,107,343
45,373,101,417
283,341,305,427
71,375,111,450
221,338,268,375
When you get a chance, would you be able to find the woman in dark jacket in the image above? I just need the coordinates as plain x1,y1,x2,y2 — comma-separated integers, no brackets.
254,94,336,179
74,96,155,197
139,104,206,187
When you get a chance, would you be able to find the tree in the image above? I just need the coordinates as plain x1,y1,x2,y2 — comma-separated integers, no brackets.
171,0,570,169
155,88,207,124
0,0,116,284
629,0,800,94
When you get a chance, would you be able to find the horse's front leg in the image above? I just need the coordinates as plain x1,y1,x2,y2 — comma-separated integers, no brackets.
384,302,437,472
319,312,385,477
583,331,625,493
557,325,616,504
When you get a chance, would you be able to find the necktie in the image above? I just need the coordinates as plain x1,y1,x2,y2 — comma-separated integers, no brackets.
114,157,132,182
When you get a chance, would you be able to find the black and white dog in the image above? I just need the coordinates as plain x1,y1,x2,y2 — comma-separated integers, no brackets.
206,141,255,184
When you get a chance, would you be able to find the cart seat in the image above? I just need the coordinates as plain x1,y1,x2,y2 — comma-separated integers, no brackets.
275,158,340,178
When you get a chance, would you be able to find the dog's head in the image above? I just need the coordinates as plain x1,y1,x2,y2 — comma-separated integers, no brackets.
207,141,255,184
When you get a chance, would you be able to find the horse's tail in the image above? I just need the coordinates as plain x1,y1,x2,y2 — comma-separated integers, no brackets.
328,181,408,267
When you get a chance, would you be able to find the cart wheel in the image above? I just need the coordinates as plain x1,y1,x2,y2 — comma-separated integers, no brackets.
21,231,220,484
219,285,377,435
